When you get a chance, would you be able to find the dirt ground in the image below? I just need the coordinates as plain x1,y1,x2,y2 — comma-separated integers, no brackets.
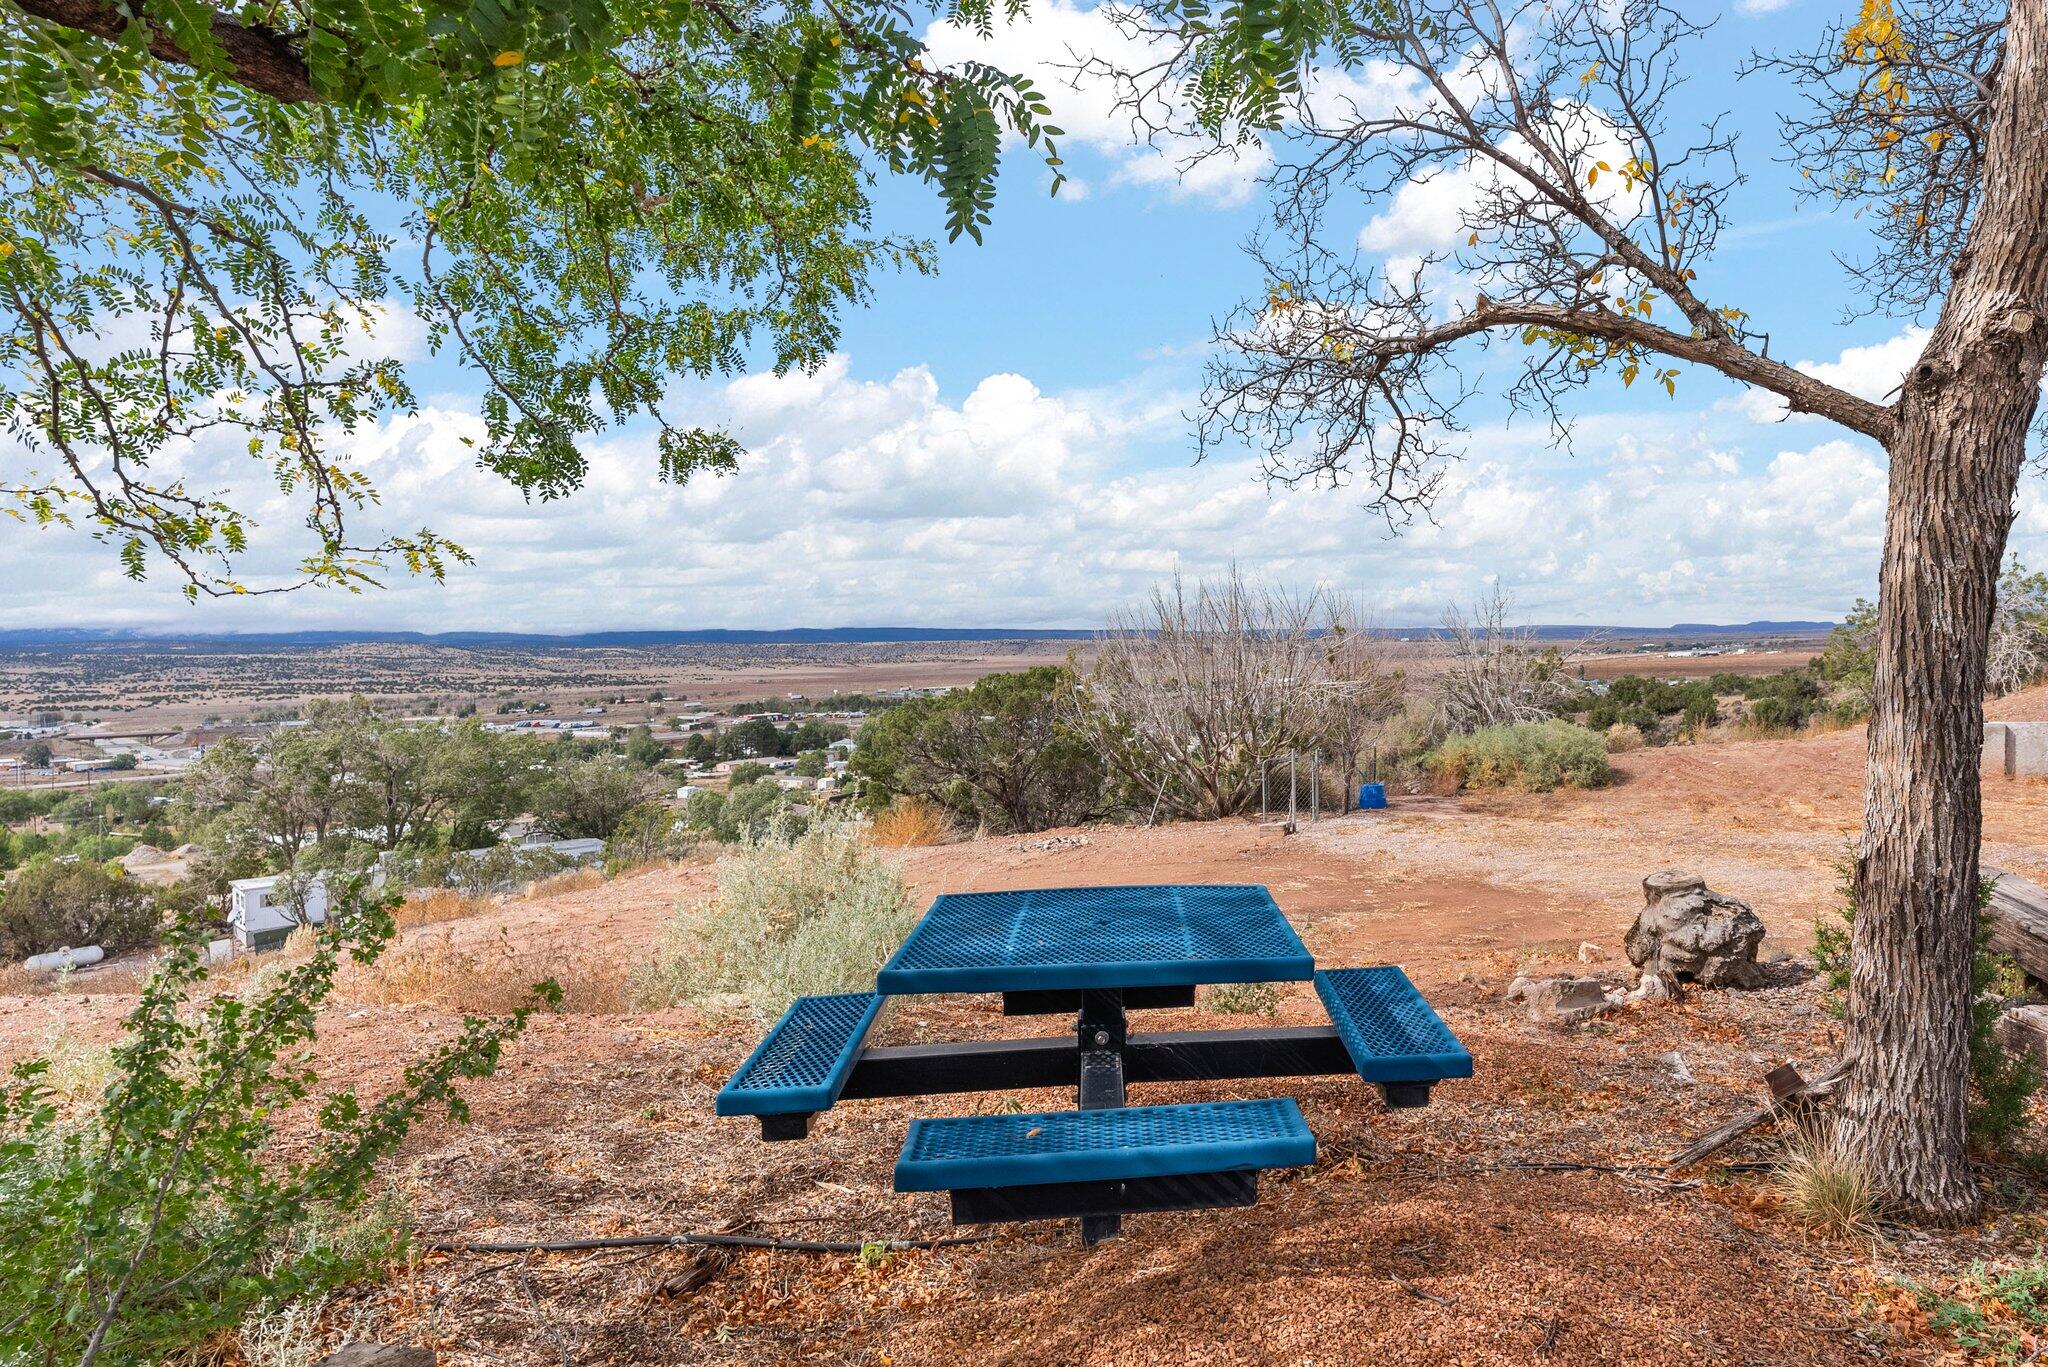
6,689,2048,1364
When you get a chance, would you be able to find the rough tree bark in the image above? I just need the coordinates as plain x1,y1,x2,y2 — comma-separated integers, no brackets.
1841,0,2048,1222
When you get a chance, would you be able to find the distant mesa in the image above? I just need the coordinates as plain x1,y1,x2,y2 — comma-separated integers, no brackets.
0,620,1839,650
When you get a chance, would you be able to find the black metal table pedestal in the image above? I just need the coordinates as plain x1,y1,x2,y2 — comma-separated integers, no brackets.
1076,988,1127,1245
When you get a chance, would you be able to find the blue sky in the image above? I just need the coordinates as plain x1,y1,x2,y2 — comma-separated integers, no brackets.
8,0,2046,632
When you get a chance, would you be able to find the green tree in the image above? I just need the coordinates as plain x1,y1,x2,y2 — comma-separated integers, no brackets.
0,858,161,958
622,726,667,768
21,741,51,769
527,753,664,839
2,0,1065,594
792,749,828,778
850,666,1106,833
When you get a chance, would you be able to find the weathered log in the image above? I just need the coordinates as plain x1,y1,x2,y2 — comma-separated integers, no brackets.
1666,1057,1853,1171
1994,1003,2048,1069
1982,867,2048,985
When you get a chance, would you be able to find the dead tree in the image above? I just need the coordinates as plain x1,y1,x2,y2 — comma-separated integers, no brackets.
1076,569,1391,819
1432,587,1586,734
1097,0,2045,1219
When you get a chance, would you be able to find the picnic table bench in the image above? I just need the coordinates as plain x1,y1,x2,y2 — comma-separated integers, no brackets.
717,883,1471,1243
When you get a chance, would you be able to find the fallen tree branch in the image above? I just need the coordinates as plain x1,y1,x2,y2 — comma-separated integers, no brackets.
424,1231,995,1255
1666,1057,1853,1170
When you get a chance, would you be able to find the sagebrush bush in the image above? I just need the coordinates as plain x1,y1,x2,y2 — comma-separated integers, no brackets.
633,822,917,1019
1425,721,1611,792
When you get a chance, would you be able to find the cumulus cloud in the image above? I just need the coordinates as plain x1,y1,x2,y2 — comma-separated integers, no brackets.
11,349,2027,633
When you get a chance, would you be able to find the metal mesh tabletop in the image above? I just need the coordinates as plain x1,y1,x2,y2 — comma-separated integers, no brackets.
875,883,1313,995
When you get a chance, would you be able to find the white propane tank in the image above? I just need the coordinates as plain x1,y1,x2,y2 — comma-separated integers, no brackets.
22,945,105,973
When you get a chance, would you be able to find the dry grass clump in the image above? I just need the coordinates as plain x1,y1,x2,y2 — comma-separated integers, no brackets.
523,866,608,899
341,929,629,1014
866,796,954,848
1777,1121,1879,1238
394,889,495,931
1603,722,1646,753
0,963,44,996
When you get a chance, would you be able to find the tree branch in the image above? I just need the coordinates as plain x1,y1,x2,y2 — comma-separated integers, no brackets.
11,0,316,103
1342,296,1896,441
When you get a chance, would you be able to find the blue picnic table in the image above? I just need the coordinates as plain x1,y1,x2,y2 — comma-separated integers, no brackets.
717,883,1472,1245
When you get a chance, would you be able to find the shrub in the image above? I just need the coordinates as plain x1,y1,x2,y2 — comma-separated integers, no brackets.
633,823,917,1019
1748,694,1812,731
1603,722,1645,753
0,859,162,959
0,882,549,1363
867,795,954,848
1812,861,2040,1150
1425,721,1611,792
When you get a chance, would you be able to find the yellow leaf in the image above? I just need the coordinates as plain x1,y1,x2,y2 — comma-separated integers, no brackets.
1467,232,1479,247
1587,167,1599,185
493,50,523,66
0,242,12,258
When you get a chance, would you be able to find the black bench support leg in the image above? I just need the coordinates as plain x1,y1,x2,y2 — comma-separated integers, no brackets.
760,1113,812,1141
1077,989,1127,1246
1379,1082,1433,1110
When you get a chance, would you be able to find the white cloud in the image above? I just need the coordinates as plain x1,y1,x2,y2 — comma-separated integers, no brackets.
1735,0,1796,14
10,350,2023,633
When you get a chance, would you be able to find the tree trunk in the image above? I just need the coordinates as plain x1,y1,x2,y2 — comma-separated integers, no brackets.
1840,0,2048,1221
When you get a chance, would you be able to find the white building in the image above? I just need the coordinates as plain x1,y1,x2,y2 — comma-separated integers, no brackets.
228,875,329,952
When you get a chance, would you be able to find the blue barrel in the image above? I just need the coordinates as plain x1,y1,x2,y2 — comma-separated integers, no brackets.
1356,782,1387,810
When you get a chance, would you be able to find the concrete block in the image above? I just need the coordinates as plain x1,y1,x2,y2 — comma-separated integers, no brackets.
2013,722,2048,778
1986,722,2016,778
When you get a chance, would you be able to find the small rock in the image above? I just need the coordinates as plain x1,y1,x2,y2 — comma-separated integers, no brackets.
1625,870,1766,988
1626,970,1684,1005
1577,942,1606,964
1663,1051,1695,1085
317,1346,435,1367
1506,975,1621,1027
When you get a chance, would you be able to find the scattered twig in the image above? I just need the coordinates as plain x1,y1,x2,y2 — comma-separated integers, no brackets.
1389,1275,1455,1306
514,1262,573,1367
426,1231,995,1255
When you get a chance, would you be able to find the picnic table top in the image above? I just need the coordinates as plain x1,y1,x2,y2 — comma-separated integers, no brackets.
874,883,1315,996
